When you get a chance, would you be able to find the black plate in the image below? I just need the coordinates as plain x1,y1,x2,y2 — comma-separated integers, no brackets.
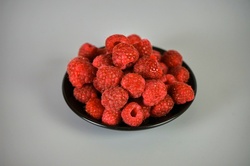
62,46,197,130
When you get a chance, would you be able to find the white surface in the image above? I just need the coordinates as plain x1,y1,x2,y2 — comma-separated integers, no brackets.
1,0,250,166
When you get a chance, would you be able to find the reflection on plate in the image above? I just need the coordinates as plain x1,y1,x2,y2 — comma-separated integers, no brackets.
62,46,197,130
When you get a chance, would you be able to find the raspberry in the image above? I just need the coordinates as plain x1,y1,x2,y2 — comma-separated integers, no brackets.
112,43,139,69
130,98,151,120
160,74,177,84
151,49,162,61
67,57,96,88
137,101,151,120
127,34,141,45
161,50,183,67
168,66,190,83
159,62,168,74
105,34,129,53
92,54,113,68
101,86,129,111
73,84,98,104
85,98,104,120
133,55,163,79
133,39,152,57
166,74,177,84
151,95,174,117
93,66,123,92
121,73,145,98
121,102,144,127
78,43,98,61
102,109,121,126
169,82,195,104
142,80,167,106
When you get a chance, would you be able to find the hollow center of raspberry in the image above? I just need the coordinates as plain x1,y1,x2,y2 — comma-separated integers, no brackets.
130,110,137,117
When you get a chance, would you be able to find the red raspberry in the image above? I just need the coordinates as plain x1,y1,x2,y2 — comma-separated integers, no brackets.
121,102,144,127
159,62,168,74
137,102,151,120
67,57,96,88
78,43,98,61
166,74,177,84
133,55,163,79
102,109,121,126
101,86,129,111
85,98,104,120
151,95,174,117
73,84,98,104
105,34,129,53
92,54,113,68
169,82,195,104
160,74,177,84
127,34,141,45
112,43,139,69
133,39,152,57
151,50,162,61
161,50,183,67
142,80,167,106
130,98,151,120
168,66,190,83
93,66,123,92
121,73,145,98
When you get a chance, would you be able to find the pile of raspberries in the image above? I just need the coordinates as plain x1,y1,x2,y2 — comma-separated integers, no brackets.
67,34,195,127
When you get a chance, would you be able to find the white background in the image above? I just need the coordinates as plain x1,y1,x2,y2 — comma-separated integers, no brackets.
1,0,250,166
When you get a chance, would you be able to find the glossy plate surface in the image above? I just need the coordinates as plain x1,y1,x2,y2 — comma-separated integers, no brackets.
62,47,197,130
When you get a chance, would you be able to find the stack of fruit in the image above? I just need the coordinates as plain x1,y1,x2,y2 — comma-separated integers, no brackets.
66,34,195,127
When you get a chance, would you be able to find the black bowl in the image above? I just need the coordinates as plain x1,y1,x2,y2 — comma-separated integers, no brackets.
62,46,197,130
